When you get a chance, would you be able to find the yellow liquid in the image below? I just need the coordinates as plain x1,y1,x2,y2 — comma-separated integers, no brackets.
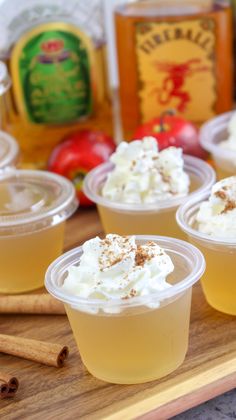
215,164,235,180
0,223,65,294
190,239,236,315
98,204,184,238
66,290,191,384
98,175,200,238
65,286,192,384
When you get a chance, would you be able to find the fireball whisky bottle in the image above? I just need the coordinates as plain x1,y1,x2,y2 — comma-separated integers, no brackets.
115,0,233,138
0,0,112,167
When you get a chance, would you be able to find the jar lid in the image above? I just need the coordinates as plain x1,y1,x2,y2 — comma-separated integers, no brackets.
0,170,78,233
0,62,11,95
0,131,19,169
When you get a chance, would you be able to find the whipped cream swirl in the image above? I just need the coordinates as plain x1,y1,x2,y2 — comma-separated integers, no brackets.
196,176,236,238
101,137,190,204
62,234,174,311
220,113,236,152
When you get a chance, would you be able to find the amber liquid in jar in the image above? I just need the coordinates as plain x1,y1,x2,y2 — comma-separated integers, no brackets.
115,1,233,139
3,46,112,169
0,0,113,168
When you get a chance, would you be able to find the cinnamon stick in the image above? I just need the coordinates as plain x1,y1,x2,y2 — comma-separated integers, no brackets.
0,372,19,398
0,294,65,315
0,379,9,399
0,334,69,368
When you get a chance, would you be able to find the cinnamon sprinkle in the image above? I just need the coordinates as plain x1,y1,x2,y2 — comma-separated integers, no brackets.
215,190,227,200
146,241,156,247
131,160,136,169
221,199,236,214
99,254,124,271
157,168,177,195
122,288,137,300
108,256,123,267
214,189,236,214
135,245,153,266
130,288,137,297
98,237,135,271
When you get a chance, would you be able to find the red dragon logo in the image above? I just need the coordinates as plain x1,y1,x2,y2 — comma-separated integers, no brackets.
151,58,210,112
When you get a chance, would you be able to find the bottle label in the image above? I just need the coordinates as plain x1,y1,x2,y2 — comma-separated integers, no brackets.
11,23,95,124
135,18,216,123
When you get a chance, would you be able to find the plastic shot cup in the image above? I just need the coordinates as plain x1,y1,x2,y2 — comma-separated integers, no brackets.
0,169,78,294
0,131,19,171
83,155,215,238
45,235,205,384
176,192,236,315
200,111,236,179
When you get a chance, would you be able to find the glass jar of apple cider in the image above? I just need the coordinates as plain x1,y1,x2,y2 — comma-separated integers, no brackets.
115,0,233,139
0,170,78,294
0,0,112,168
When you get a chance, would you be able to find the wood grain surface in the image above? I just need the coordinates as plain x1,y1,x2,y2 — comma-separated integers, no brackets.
1,209,236,420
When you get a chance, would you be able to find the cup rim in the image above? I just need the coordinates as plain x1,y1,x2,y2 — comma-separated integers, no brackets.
83,155,215,213
45,235,205,310
176,191,236,245
199,111,236,160
0,130,19,169
0,169,78,233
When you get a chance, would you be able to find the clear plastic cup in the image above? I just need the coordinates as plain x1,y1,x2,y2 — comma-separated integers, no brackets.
199,111,236,179
0,169,78,294
0,62,11,97
0,131,19,171
83,155,215,238
176,192,236,315
45,235,205,384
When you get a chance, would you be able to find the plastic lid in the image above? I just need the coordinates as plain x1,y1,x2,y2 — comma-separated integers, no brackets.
0,169,78,234
0,62,11,95
0,131,19,169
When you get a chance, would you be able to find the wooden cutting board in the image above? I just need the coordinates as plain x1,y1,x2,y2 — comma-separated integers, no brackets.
1,209,236,420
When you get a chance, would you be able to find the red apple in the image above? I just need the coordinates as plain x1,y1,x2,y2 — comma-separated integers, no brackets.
133,112,208,159
48,130,116,206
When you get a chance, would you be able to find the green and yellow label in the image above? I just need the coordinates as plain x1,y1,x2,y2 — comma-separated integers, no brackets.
135,18,217,123
11,23,95,124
